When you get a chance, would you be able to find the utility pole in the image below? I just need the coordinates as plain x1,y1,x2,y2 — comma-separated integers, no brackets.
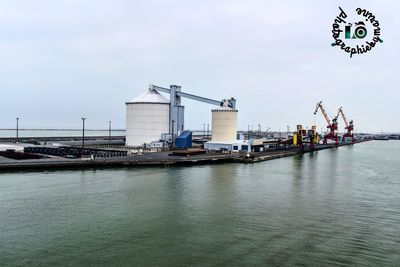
108,121,112,141
287,125,290,139
203,124,206,138
207,124,210,139
16,117,19,143
81,118,86,151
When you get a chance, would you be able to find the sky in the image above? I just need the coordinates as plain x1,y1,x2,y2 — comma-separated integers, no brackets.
0,0,399,133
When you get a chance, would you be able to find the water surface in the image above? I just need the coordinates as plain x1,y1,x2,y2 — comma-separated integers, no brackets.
1,141,399,266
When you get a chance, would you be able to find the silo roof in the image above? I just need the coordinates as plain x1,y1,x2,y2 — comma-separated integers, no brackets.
128,89,170,104
212,106,237,112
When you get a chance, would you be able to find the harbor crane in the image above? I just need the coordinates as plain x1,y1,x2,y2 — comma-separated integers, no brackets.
149,84,236,135
337,107,355,143
314,101,339,145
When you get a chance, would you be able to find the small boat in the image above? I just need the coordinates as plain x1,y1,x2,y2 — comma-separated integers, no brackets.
374,135,389,140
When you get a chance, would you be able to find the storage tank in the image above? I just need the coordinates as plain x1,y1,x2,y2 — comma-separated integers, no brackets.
211,101,238,142
126,89,170,146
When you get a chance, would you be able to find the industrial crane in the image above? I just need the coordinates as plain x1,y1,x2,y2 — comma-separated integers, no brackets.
314,101,339,145
337,107,355,143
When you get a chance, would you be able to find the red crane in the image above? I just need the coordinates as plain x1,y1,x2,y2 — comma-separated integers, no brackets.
314,101,339,145
337,107,354,143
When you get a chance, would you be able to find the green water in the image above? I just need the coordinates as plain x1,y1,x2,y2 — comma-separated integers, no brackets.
1,141,399,266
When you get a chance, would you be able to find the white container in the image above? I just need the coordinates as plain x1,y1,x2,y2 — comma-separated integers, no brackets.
126,89,170,147
211,104,238,142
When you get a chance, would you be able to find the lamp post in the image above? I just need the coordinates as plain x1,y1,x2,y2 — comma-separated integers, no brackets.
203,124,206,138
207,124,210,139
81,118,86,151
266,126,271,138
108,121,111,141
16,117,19,143
287,125,290,139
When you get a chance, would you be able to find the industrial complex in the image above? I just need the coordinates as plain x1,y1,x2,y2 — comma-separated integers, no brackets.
125,84,238,149
0,83,375,170
124,84,359,153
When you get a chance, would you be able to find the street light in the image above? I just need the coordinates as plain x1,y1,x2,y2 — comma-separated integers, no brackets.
16,117,19,143
81,118,86,151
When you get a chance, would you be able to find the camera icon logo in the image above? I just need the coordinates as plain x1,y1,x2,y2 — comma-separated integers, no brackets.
332,7,383,58
345,21,368,39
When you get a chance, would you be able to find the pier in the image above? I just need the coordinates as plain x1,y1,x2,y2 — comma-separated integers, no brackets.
0,141,369,171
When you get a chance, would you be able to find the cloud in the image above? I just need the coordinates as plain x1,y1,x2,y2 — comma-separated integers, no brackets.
0,0,398,133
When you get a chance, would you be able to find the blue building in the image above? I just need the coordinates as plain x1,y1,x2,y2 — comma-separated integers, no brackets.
175,131,192,149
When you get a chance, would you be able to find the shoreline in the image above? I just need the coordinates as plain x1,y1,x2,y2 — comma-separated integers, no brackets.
0,140,371,172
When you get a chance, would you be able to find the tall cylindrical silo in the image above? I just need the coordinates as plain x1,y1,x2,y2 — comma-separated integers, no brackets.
126,89,170,146
211,103,238,142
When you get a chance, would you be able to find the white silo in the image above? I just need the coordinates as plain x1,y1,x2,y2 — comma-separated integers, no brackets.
126,89,170,146
211,101,238,142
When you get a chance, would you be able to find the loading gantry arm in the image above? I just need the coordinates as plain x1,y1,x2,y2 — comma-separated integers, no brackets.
149,84,236,109
148,84,237,137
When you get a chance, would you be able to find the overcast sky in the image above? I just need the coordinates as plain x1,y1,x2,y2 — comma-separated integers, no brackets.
0,0,398,133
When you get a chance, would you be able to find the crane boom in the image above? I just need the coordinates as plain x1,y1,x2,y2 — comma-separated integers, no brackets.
314,101,331,126
338,107,349,127
337,106,354,142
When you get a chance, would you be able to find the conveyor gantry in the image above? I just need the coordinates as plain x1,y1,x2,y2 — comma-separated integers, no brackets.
149,84,236,135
